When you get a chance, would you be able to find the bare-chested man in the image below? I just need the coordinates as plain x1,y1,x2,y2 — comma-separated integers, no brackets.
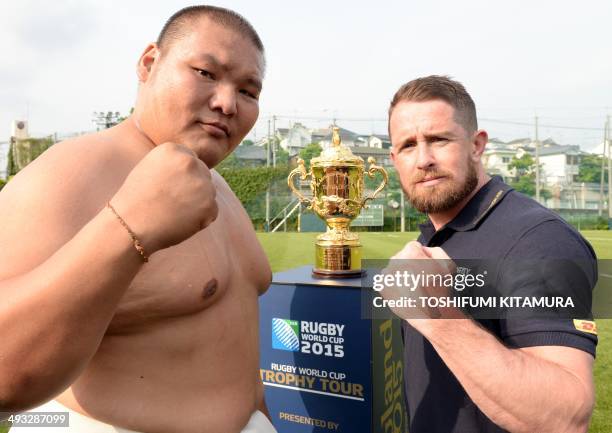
0,6,277,433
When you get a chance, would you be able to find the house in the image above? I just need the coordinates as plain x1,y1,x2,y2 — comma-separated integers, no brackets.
538,144,581,185
506,137,532,149
362,134,391,149
313,125,361,148
278,123,311,156
482,138,516,182
350,146,392,167
233,145,268,167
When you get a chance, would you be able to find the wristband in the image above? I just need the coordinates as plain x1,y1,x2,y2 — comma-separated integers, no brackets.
107,202,149,263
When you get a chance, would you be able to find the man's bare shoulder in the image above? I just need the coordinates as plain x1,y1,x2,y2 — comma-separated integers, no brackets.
4,133,119,191
0,133,128,278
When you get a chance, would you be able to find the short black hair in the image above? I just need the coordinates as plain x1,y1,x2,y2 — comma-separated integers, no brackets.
157,5,264,54
389,75,477,133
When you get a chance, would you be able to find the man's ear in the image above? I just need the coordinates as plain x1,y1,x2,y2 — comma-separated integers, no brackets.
137,43,160,83
472,130,488,160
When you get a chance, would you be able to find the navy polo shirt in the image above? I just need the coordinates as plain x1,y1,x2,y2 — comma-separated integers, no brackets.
402,176,598,433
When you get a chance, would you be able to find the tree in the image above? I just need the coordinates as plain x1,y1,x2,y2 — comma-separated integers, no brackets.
216,152,239,169
508,153,535,176
507,154,551,199
217,165,290,206
365,165,398,194
7,140,16,177
577,154,608,183
8,137,54,176
241,139,254,146
511,174,536,196
275,146,289,165
299,142,322,167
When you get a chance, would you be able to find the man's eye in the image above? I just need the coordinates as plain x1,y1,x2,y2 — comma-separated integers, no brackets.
196,69,215,79
240,89,259,100
400,142,416,151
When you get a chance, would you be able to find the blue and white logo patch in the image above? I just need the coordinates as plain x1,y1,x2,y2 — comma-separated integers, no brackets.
272,318,300,351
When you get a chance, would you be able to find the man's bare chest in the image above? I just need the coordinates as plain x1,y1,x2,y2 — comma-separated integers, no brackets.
106,214,269,334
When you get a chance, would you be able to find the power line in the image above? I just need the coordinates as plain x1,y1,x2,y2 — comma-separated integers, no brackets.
272,115,387,122
480,117,606,131
267,113,609,131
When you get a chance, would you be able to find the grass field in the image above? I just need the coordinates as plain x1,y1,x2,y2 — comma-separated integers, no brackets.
257,230,612,433
2,231,609,433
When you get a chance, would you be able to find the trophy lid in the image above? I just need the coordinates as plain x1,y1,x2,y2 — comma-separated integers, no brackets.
310,126,364,167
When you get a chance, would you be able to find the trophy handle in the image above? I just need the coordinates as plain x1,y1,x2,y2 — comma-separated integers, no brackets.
362,157,388,207
288,158,312,205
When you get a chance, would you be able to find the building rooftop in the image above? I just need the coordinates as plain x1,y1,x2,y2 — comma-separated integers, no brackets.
312,125,360,141
538,144,581,156
234,145,267,160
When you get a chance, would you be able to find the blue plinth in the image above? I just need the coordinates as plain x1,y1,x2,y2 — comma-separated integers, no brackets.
259,266,408,433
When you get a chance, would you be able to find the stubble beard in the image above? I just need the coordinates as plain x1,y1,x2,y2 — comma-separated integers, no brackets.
404,159,479,214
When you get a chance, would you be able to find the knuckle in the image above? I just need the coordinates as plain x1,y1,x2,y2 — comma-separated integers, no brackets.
158,142,179,153
404,241,421,253
176,152,197,169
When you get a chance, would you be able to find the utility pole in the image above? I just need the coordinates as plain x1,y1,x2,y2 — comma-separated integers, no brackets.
599,117,607,217
272,115,277,168
400,192,405,232
535,116,540,203
606,115,612,223
265,119,271,232
266,119,271,167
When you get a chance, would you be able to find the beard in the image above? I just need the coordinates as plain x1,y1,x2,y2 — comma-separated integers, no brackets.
403,159,479,214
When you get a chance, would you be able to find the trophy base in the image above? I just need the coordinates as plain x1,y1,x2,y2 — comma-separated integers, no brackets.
313,243,362,279
312,268,365,279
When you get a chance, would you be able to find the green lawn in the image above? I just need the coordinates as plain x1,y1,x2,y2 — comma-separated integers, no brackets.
258,230,612,432
583,231,612,432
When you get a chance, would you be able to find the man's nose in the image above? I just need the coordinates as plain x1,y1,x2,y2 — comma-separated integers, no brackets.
415,143,435,170
209,84,237,116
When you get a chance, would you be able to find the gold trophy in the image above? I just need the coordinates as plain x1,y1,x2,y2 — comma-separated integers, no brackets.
288,127,388,277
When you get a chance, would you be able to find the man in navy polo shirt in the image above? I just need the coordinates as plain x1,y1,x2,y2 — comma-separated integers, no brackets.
386,75,597,433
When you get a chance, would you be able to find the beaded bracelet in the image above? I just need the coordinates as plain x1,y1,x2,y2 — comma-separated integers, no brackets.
106,202,149,263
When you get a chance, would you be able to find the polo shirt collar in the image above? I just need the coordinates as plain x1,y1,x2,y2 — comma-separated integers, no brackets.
418,176,513,240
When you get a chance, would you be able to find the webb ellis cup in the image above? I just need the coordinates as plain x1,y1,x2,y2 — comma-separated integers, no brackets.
288,127,388,277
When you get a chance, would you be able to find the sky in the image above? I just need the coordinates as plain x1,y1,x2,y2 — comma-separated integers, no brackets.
1,0,611,151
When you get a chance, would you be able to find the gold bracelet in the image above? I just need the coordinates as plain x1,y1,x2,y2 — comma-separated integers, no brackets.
107,202,149,263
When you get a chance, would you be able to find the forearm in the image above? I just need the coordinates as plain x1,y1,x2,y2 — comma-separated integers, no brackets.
0,207,145,411
415,319,592,433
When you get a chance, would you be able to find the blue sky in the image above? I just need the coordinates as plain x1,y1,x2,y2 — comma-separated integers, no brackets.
1,0,611,150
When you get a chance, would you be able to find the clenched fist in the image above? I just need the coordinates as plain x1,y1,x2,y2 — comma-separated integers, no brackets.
109,142,219,254
379,242,463,321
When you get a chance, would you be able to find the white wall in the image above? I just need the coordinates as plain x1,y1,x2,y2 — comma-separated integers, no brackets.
540,154,578,184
